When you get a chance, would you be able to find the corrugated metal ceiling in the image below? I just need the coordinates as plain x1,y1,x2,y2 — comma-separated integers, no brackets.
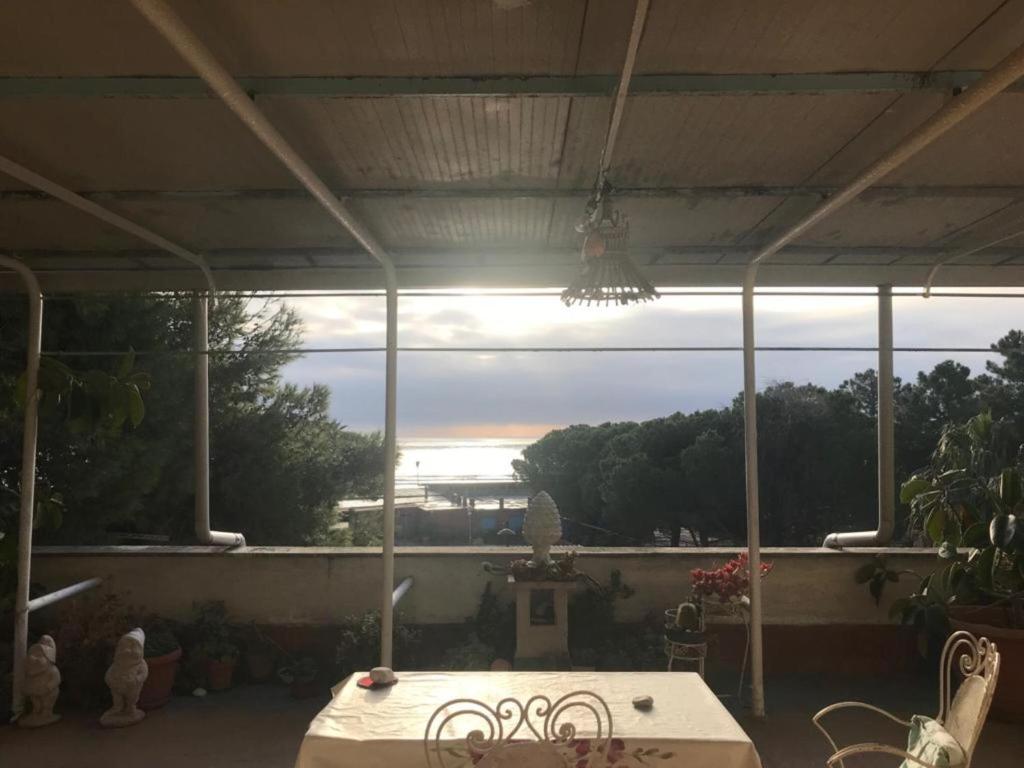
1,0,1024,289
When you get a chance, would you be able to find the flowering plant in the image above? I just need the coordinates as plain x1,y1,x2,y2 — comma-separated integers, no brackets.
691,553,772,605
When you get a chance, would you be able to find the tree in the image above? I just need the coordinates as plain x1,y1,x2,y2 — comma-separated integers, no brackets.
0,294,383,546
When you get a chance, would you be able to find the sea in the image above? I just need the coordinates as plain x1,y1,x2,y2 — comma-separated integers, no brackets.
340,437,535,511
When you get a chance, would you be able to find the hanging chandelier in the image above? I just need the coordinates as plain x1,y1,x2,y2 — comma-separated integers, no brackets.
561,193,659,307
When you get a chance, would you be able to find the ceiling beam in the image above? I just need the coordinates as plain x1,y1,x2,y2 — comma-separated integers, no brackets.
2,185,1021,203
0,71,1019,99
9,244,1024,265
3,261,1023,293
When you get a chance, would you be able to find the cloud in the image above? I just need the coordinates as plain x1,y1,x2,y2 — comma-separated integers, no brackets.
279,292,1011,436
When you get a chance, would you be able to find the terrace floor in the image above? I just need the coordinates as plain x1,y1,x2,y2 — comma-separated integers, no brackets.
1,675,1021,768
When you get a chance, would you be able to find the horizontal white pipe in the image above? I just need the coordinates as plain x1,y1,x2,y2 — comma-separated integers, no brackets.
0,154,215,292
391,576,414,609
26,577,104,613
923,225,1024,296
2,254,42,719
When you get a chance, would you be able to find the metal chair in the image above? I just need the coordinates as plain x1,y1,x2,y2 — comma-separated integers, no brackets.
812,631,1001,768
424,691,612,768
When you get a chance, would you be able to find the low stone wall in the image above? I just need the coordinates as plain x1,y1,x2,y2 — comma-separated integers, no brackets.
32,545,935,627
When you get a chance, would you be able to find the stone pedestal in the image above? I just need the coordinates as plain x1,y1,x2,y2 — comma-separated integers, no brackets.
509,576,575,670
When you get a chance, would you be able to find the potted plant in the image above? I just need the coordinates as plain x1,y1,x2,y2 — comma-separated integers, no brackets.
139,620,182,710
665,600,704,644
899,412,1024,720
277,656,319,699
242,623,277,683
191,601,239,692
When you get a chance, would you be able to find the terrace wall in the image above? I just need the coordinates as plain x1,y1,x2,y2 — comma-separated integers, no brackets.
32,546,937,675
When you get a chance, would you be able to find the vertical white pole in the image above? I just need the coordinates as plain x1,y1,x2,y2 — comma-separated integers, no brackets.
742,264,766,718
877,285,896,541
380,274,398,668
194,293,210,540
4,256,42,718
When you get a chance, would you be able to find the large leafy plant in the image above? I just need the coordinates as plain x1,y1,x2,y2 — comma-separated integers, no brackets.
898,412,1024,623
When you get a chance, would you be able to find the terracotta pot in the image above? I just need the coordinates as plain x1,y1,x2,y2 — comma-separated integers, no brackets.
245,651,276,683
139,646,182,710
949,606,1024,723
205,658,237,692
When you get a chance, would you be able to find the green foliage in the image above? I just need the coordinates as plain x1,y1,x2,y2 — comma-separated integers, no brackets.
189,600,239,663
440,635,495,671
335,610,421,677
899,412,1024,615
515,330,1024,547
53,592,135,707
347,508,385,546
473,581,515,659
0,294,384,546
569,569,635,653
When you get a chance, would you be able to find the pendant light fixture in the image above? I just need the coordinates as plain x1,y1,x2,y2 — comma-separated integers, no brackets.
561,0,657,308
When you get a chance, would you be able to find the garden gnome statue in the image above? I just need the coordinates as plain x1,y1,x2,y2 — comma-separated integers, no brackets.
523,491,562,565
101,628,149,727
19,635,61,727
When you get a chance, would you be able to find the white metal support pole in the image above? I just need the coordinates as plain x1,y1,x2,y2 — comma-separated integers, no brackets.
877,287,896,540
129,0,401,667
3,255,42,718
741,263,765,718
737,41,1024,718
380,281,398,668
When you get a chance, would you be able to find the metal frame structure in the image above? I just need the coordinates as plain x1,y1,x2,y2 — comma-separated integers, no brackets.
3,254,104,717
4,0,1024,730
813,631,1001,768
739,39,1024,717
3,70,1022,99
127,0,402,667
424,691,612,768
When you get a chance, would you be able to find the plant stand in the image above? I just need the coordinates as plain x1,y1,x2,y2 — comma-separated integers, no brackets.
508,575,576,670
705,598,752,705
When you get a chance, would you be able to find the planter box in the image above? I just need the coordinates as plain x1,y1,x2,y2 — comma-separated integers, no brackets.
950,606,1024,723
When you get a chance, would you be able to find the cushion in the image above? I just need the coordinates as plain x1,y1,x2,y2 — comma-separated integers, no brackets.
900,715,966,768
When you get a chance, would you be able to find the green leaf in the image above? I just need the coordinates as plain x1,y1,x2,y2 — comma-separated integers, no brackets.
869,575,884,605
853,561,876,584
116,348,136,380
925,506,947,545
889,597,911,622
900,475,931,504
962,522,989,548
126,383,145,427
999,468,1022,510
973,546,997,593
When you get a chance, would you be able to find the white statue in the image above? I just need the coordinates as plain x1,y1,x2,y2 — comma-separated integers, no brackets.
523,491,562,565
101,628,149,727
19,634,61,727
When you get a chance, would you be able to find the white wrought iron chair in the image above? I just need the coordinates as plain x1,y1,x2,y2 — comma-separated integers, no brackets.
813,631,1000,768
424,691,613,768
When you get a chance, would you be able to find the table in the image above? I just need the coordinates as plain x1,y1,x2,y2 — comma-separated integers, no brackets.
294,671,762,768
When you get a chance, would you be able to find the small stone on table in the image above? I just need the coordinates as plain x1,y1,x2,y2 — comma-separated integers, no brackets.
632,695,653,711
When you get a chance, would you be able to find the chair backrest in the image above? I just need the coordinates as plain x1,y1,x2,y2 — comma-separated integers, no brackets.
937,630,1000,759
424,691,612,768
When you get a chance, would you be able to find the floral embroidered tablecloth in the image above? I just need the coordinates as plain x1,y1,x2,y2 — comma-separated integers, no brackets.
294,671,762,768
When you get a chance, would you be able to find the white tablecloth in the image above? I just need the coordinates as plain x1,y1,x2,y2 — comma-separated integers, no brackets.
295,671,762,768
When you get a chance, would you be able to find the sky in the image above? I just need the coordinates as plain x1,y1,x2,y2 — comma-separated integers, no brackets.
276,288,1018,439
